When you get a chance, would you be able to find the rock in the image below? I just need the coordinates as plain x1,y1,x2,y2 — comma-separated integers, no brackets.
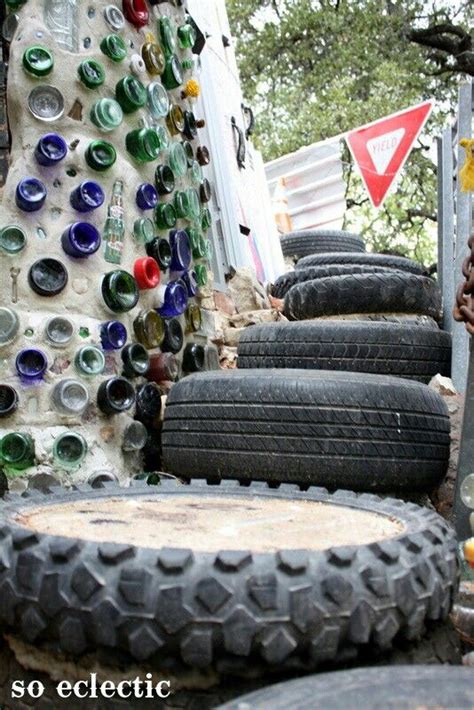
197,270,215,298
268,294,285,312
220,346,238,368
205,310,229,344
214,290,236,315
199,296,217,311
227,267,270,312
429,374,457,396
223,327,245,347
230,309,281,328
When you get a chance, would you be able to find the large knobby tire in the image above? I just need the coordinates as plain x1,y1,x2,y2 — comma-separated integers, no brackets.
0,482,457,678
218,666,473,710
162,369,450,492
280,230,365,259
296,251,426,274
0,622,461,710
237,321,452,382
273,264,395,298
284,272,442,321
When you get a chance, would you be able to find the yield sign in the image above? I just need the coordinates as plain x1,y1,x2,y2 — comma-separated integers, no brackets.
345,101,433,208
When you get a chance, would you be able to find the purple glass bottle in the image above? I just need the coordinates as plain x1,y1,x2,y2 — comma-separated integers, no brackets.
61,222,101,258
156,281,188,318
70,181,105,212
169,229,191,275
16,177,47,212
100,320,127,350
15,349,48,382
34,133,68,166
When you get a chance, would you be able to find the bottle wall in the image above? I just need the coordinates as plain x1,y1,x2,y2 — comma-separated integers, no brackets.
0,0,215,488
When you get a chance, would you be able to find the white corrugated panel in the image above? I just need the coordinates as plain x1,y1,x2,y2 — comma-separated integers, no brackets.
265,137,346,232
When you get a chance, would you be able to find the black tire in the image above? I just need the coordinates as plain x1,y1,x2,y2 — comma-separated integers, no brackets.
237,321,452,382
314,314,440,329
162,369,450,491
280,230,365,259
296,251,426,274
0,482,457,678
284,272,442,321
0,622,461,710
218,666,473,710
273,264,395,298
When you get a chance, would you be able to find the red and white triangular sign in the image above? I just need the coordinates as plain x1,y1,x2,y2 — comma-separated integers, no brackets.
345,101,433,208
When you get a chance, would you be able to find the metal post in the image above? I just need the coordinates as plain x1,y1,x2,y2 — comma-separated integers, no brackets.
453,339,474,540
452,81,473,391
437,127,456,333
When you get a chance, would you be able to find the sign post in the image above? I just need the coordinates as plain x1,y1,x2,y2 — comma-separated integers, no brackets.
345,101,433,208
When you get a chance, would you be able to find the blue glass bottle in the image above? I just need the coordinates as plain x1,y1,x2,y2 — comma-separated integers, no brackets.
156,281,188,318
169,229,191,274
136,183,158,210
182,270,198,297
15,348,48,382
70,180,105,212
100,320,127,350
61,222,101,258
34,133,68,166
16,177,47,212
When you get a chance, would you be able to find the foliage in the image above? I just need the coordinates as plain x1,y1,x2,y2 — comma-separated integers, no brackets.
226,0,473,264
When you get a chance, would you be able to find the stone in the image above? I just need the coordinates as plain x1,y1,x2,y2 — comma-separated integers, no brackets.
429,374,457,396
199,296,217,311
223,327,245,347
220,346,238,369
227,267,270,313
230,309,281,328
214,291,236,315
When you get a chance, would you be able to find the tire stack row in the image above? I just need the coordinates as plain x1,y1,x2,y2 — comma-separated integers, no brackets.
162,229,452,495
0,231,460,708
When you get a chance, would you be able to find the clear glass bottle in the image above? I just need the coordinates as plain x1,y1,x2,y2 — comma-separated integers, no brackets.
103,180,125,264
44,0,79,54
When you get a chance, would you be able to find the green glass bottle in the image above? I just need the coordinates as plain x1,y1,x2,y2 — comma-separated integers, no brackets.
22,46,54,77
190,160,203,185
104,180,125,264
190,230,208,259
0,433,35,471
162,55,183,90
155,164,175,195
155,203,177,231
101,34,128,62
159,16,176,56
78,59,105,89
174,191,191,219
101,271,139,313
75,346,106,376
195,264,208,287
126,127,161,163
90,98,123,132
201,207,212,232
53,432,87,470
177,23,197,50
115,75,147,114
187,188,201,221
169,142,187,177
134,218,155,244
85,140,117,171
133,310,165,349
